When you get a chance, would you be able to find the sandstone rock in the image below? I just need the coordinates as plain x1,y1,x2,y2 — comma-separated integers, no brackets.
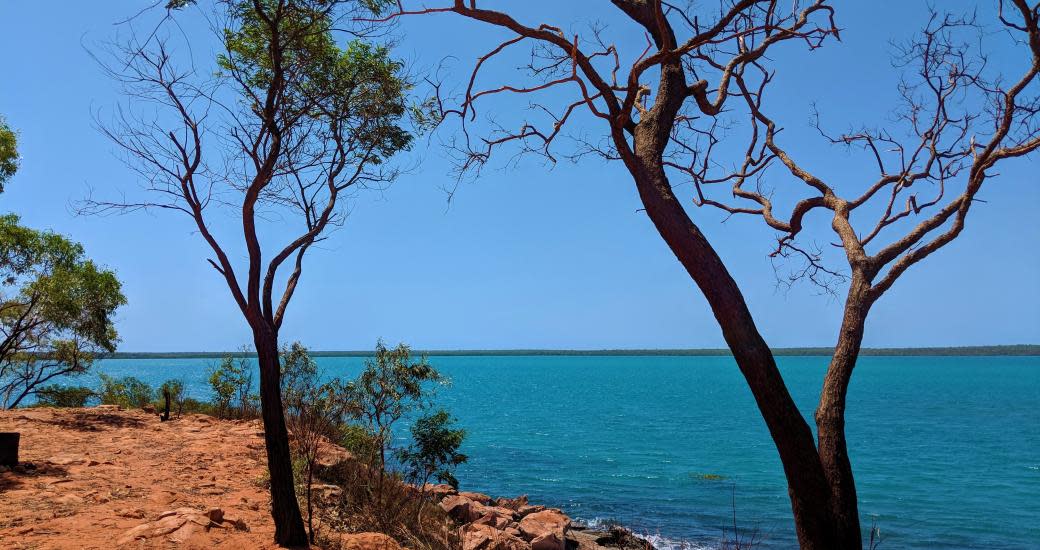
473,511,513,530
518,510,570,550
459,491,492,505
143,405,156,414
516,505,546,518
460,523,531,550
206,507,224,523
441,494,479,522
167,520,201,543
530,533,565,550
222,515,249,531
495,495,529,510
116,508,146,519
338,532,404,550
424,483,458,500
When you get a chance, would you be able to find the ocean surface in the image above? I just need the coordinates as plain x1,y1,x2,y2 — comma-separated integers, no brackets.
75,355,1039,549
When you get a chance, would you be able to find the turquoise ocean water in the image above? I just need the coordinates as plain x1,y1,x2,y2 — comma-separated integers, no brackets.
78,355,1038,549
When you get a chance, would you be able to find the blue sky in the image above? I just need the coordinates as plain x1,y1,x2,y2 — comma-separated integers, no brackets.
1,1,1037,351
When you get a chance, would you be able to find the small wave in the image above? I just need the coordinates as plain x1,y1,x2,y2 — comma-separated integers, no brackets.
574,517,716,550
642,533,716,550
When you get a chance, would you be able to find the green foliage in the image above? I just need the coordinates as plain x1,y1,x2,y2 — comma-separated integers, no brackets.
339,423,380,465
344,340,444,437
0,116,16,192
208,354,255,418
35,385,97,408
97,374,154,409
159,379,186,415
0,215,125,409
396,410,467,489
165,0,197,9
218,0,412,164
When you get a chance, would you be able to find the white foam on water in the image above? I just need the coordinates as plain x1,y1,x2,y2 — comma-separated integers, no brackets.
573,517,718,550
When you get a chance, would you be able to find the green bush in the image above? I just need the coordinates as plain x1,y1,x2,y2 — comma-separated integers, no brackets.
97,374,154,409
208,355,256,418
34,385,97,407
396,410,467,490
158,379,186,415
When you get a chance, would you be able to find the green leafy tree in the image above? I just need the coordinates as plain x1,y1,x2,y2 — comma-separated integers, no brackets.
208,355,255,418
91,1,414,542
0,116,16,192
342,341,444,497
158,379,186,416
0,215,125,409
396,409,467,520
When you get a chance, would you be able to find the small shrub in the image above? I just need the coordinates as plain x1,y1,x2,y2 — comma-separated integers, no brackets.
158,379,186,416
397,410,467,491
208,355,255,419
35,385,97,407
98,374,154,409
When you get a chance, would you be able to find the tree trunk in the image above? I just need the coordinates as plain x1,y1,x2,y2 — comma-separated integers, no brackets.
161,389,171,422
816,274,873,549
619,110,844,546
254,331,308,547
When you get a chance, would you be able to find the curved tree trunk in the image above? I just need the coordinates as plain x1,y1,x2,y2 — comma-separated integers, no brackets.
623,150,842,548
254,329,308,547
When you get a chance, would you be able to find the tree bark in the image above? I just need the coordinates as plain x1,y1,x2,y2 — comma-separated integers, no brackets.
607,54,845,544
816,273,873,548
161,388,171,422
254,329,308,547
628,159,844,548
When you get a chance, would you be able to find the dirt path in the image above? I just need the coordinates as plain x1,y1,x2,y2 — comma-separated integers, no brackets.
0,406,280,549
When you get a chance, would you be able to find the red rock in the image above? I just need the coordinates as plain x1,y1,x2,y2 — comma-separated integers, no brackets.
530,533,565,550
495,495,529,509
441,494,479,522
517,504,546,517
459,491,493,505
460,523,531,550
518,510,570,550
424,483,458,500
473,511,513,530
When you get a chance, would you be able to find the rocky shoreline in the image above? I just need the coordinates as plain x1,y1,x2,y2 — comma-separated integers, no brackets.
429,485,655,550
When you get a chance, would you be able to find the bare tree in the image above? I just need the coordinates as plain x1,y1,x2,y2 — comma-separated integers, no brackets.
84,0,413,545
370,1,1039,548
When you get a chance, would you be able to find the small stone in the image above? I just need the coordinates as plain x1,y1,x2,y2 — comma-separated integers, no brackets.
206,507,224,523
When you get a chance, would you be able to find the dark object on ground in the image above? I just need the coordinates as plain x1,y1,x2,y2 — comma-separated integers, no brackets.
0,432,19,466
161,388,171,422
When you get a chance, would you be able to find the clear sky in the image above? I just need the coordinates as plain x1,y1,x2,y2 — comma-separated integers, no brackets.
1,1,1037,352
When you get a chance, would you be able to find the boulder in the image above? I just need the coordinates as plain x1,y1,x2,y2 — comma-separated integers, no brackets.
424,483,458,500
460,523,531,550
441,494,479,523
530,533,565,550
494,495,529,510
338,532,404,550
459,491,493,505
518,510,570,550
516,504,546,518
473,511,513,530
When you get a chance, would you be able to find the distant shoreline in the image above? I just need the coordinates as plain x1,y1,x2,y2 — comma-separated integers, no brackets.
101,344,1040,359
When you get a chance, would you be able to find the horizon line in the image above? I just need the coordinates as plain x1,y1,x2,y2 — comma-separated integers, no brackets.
103,344,1040,358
